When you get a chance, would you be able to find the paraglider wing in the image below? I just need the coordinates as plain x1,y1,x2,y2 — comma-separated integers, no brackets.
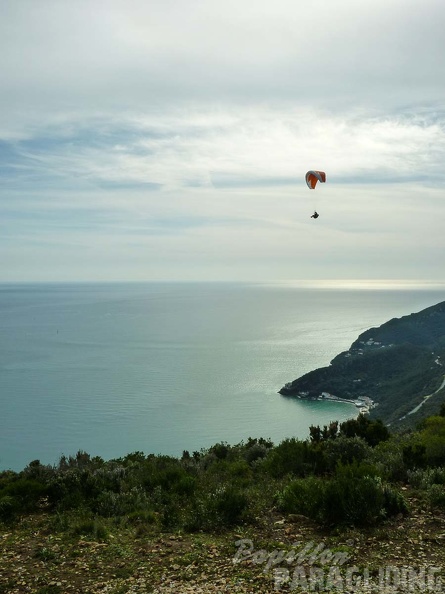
305,170,326,189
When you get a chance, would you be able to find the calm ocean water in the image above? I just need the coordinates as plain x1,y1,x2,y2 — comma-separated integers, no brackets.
0,282,443,471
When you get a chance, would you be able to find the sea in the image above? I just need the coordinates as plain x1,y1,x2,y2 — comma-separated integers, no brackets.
1,281,444,472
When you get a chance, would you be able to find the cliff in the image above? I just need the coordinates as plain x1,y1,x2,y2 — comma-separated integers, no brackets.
279,300,445,428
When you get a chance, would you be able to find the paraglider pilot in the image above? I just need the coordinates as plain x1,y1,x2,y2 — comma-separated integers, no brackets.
311,211,319,219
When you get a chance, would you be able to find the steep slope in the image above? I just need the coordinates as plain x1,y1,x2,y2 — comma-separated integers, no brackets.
279,300,445,427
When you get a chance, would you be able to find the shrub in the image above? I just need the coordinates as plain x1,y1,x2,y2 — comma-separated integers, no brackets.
93,487,151,517
72,518,108,541
371,437,410,482
322,436,371,471
277,476,324,520
0,495,17,523
335,460,380,479
226,460,252,480
126,510,157,526
47,511,70,532
321,475,385,526
1,479,47,513
429,467,445,484
278,467,407,527
261,438,313,478
185,485,249,531
407,467,445,489
46,471,87,510
57,450,103,471
173,475,197,496
91,466,127,493
209,442,231,460
22,460,55,482
201,459,250,486
418,416,445,466
403,443,427,469
428,484,445,509
382,484,409,516
243,438,272,465
213,486,249,526
139,456,192,494
161,503,181,529
34,546,57,562
339,415,390,446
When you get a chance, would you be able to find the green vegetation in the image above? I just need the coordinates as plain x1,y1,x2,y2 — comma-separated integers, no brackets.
1,413,445,533
280,300,445,428
2,410,445,592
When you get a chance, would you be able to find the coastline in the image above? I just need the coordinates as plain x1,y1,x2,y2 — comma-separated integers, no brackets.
280,385,374,414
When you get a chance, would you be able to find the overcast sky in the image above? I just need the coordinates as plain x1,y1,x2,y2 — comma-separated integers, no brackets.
1,0,445,284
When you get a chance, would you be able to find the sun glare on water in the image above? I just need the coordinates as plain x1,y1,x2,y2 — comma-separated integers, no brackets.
264,280,445,290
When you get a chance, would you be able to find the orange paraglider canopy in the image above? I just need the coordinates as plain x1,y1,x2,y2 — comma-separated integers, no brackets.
305,170,326,189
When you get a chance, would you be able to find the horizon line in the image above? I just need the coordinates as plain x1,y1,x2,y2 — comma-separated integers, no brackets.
0,278,444,290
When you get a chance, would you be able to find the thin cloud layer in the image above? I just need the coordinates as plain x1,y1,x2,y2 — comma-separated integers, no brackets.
2,0,445,111
1,1,444,282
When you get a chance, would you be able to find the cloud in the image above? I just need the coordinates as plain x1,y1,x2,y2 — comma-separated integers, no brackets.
1,1,445,282
2,0,445,117
2,107,444,190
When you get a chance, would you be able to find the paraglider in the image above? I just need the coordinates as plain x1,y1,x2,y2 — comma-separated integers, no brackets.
305,171,326,218
305,170,326,189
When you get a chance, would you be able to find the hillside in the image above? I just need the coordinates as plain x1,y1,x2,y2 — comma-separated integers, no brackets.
1,488,444,594
3,411,445,593
279,300,445,428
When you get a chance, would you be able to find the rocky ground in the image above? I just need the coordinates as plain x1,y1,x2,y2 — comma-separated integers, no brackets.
1,490,445,593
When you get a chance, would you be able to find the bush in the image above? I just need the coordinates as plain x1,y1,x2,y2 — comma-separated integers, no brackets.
161,503,181,529
277,465,407,527
213,486,249,526
173,475,197,495
1,479,47,513
403,443,427,469
370,437,410,482
321,475,385,526
261,438,315,478
126,509,157,526
382,484,409,516
407,467,445,489
22,460,55,482
0,495,17,523
34,546,57,562
428,484,445,509
418,416,445,466
72,518,108,541
339,416,390,446
322,436,371,471
243,439,272,465
277,476,324,520
209,442,231,460
93,487,151,517
46,471,88,510
138,456,193,494
184,485,249,532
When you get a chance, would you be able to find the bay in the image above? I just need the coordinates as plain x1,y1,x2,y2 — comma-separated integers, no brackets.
0,281,443,471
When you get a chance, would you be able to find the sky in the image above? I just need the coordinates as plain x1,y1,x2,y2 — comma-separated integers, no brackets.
1,0,445,284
